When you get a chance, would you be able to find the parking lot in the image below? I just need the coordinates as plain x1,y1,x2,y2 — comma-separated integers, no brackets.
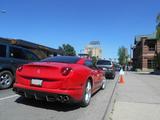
0,74,118,120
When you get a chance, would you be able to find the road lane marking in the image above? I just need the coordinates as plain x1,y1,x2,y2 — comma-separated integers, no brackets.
0,94,19,101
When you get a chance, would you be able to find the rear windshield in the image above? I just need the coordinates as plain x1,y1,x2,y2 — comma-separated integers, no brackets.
41,56,80,63
97,60,111,65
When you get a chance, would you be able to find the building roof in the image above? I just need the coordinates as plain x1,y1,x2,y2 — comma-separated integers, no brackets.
89,41,100,45
86,40,101,48
134,32,157,45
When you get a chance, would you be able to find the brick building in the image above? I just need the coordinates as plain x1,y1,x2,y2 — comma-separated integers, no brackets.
132,34,160,71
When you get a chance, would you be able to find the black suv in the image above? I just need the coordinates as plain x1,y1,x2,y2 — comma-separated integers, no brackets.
0,43,39,89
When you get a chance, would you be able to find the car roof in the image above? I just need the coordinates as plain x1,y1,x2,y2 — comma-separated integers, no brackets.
97,59,111,62
0,43,34,52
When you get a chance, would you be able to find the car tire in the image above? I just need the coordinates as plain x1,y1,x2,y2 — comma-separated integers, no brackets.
101,79,107,90
81,80,92,107
0,71,14,89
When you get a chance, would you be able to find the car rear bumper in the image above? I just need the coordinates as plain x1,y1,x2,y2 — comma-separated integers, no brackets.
13,83,83,102
105,71,115,78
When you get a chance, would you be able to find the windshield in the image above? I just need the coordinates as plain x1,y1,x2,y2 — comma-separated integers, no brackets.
97,60,111,65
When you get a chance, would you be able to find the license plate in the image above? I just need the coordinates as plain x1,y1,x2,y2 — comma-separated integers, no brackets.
31,79,42,86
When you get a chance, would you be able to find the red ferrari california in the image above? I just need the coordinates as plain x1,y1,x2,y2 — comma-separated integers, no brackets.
13,56,106,107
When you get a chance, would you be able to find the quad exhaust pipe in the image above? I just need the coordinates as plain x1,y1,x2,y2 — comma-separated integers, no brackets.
46,95,70,102
57,95,70,102
63,96,69,102
57,96,63,101
13,88,70,103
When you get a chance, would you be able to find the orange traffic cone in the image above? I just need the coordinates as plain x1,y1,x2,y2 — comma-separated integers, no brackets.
119,69,125,84
119,75,125,84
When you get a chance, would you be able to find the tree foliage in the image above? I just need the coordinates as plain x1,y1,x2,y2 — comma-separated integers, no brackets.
91,56,97,65
156,13,160,23
118,46,128,65
156,13,160,39
155,52,160,70
156,26,160,39
88,49,92,57
59,44,76,56
154,14,160,69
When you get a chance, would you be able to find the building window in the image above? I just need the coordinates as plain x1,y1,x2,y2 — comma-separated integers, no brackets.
147,60,155,69
148,44,155,51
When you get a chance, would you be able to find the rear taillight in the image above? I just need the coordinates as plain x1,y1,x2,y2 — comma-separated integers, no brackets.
61,67,72,76
17,66,23,72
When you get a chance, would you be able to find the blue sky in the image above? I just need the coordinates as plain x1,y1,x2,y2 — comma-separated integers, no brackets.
0,0,159,59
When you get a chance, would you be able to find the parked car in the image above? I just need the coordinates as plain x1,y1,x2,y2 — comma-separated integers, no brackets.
13,56,106,107
96,59,115,79
0,43,39,89
114,63,121,71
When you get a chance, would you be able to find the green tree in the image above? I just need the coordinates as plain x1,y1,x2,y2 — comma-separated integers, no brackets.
59,44,76,56
88,49,92,57
155,52,160,70
156,13,160,23
91,56,97,65
118,46,128,65
155,13,160,70
156,13,160,39
156,27,160,39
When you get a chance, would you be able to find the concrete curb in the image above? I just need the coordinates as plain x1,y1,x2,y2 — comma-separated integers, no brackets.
102,76,119,120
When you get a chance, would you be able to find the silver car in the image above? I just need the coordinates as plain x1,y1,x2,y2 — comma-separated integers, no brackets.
96,60,115,79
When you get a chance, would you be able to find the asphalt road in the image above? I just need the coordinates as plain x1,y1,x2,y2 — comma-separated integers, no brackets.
111,72,160,120
0,74,118,120
0,88,16,99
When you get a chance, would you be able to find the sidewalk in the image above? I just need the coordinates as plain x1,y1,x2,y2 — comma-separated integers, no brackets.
110,72,160,120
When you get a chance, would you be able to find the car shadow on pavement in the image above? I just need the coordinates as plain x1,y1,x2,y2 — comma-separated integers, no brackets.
15,96,81,112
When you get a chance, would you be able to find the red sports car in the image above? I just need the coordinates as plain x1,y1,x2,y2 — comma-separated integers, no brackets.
13,56,106,107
